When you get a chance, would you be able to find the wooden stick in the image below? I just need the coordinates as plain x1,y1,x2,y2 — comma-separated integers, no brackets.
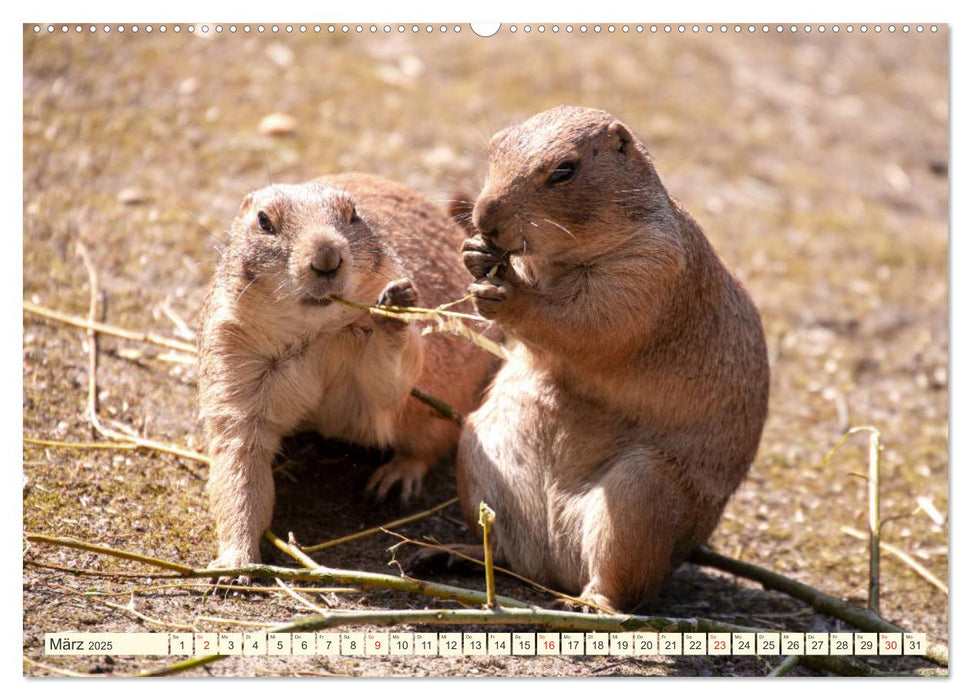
478,502,497,608
409,387,464,424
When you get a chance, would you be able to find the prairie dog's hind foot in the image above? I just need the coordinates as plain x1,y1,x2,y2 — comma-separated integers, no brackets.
365,456,429,503
400,543,486,577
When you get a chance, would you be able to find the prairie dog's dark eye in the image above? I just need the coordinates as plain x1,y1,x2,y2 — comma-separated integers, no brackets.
349,206,360,223
257,210,275,234
548,160,578,186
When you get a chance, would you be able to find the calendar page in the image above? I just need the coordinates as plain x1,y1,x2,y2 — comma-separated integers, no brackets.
21,11,949,680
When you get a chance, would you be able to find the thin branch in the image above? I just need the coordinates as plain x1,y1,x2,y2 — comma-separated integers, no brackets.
25,533,196,575
478,502,497,608
383,530,610,613
409,387,463,424
821,426,884,613
302,497,459,553
98,598,196,631
265,529,529,609
274,577,329,615
689,546,947,667
767,654,803,677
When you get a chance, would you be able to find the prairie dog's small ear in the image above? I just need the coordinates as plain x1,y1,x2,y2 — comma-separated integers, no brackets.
236,192,254,218
607,120,634,155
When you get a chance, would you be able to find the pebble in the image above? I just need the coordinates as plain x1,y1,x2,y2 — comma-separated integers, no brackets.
259,113,297,137
117,187,149,205
177,77,199,96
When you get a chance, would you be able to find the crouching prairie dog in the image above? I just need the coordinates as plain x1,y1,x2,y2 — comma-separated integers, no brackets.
198,173,495,571
455,106,770,612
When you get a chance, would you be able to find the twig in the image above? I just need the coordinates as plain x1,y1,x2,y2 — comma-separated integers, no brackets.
25,558,186,580
274,577,329,615
160,297,196,341
689,546,947,667
821,426,884,614
98,598,196,631
24,436,138,451
25,657,112,678
25,533,196,575
265,529,529,608
74,247,210,466
194,615,281,628
383,530,610,613
87,581,358,597
841,526,948,595
113,346,196,365
767,654,803,677
478,502,497,608
410,387,464,424
78,243,101,428
23,301,197,354
139,654,225,677
302,497,459,553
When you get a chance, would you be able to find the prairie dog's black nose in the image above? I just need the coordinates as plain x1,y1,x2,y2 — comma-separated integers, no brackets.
310,244,343,276
472,197,501,239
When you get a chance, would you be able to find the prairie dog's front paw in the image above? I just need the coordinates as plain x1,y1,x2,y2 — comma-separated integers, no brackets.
469,277,511,320
375,278,419,329
462,236,507,280
378,278,419,308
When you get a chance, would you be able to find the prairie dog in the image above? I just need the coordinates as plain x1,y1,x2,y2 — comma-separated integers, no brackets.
199,173,494,571
456,106,770,611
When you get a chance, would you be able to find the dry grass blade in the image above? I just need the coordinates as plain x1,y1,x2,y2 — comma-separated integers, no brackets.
23,301,198,354
841,526,948,595
24,437,138,451
330,294,507,359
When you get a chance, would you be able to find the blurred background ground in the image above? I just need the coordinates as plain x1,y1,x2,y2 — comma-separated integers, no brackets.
22,23,947,677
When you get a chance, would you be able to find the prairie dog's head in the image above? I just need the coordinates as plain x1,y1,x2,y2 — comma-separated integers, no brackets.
223,181,383,309
473,106,675,261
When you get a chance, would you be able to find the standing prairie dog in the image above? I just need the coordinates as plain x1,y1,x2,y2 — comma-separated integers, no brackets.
198,173,494,571
455,106,770,612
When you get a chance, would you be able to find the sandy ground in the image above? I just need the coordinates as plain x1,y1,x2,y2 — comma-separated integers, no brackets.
23,24,947,677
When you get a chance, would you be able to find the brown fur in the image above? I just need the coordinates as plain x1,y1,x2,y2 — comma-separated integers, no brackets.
456,106,769,611
198,173,496,571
